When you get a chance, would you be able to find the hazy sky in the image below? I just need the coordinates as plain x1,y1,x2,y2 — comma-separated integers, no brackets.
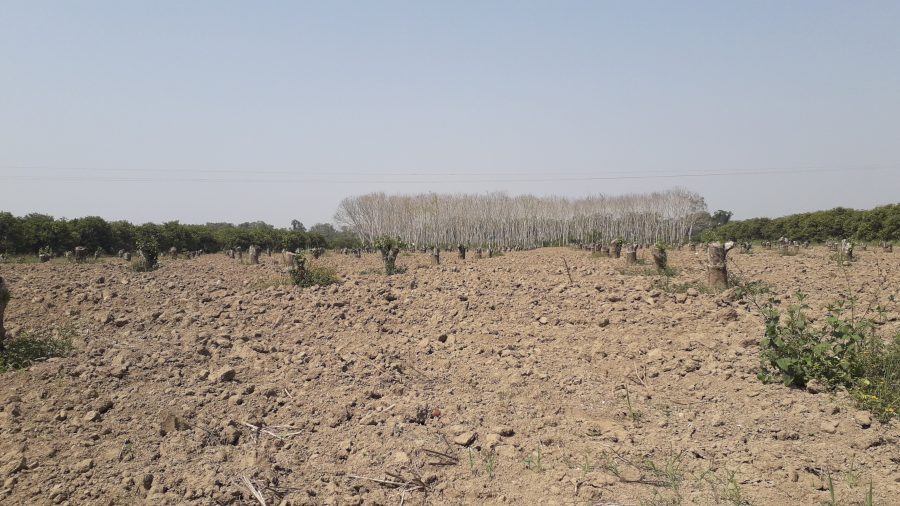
2,1,899,227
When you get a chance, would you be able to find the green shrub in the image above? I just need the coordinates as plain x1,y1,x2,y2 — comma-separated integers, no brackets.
288,255,339,288
755,293,898,421
853,335,900,421
133,234,160,271
373,236,406,275
0,326,75,372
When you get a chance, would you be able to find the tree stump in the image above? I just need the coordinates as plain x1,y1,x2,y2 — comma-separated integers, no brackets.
283,251,297,267
39,254,51,263
0,276,9,349
123,252,131,262
707,241,734,290
248,245,260,264
624,243,638,265
883,242,893,253
431,247,440,265
612,241,623,258
651,245,667,271
842,240,854,261
74,246,87,263
457,244,466,260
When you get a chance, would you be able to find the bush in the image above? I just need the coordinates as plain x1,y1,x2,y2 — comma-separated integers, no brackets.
133,234,160,271
755,292,898,421
853,335,900,421
288,255,339,288
373,236,406,275
0,326,75,372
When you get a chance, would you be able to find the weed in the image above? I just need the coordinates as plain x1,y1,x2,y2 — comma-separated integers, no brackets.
699,467,747,505
467,449,478,477
524,447,544,473
484,450,497,480
246,277,293,290
652,278,708,295
751,289,899,421
845,459,861,489
826,473,837,506
624,385,644,423
0,326,76,372
598,451,620,479
642,450,686,497
288,255,339,288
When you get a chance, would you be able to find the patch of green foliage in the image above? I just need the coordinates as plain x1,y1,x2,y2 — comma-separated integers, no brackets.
754,292,898,421
1,326,75,373
705,203,900,242
132,233,160,272
288,254,339,288
373,236,406,275
0,211,347,256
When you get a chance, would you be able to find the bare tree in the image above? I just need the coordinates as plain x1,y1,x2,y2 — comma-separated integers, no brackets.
335,188,707,248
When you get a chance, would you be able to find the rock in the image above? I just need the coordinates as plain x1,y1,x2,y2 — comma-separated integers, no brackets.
482,433,502,448
805,379,825,394
820,420,838,434
686,288,699,297
453,432,477,446
854,412,872,428
213,367,236,382
141,473,154,490
49,484,68,503
538,317,549,325
391,451,411,465
73,458,94,474
493,425,515,437
160,411,189,435
1,455,26,476
83,410,101,422
675,293,688,304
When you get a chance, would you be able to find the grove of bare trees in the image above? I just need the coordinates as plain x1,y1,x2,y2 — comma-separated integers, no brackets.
335,188,708,248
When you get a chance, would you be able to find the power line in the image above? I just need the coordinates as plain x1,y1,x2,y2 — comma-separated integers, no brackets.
0,164,896,184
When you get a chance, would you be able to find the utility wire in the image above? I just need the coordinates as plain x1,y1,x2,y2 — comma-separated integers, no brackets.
0,164,896,184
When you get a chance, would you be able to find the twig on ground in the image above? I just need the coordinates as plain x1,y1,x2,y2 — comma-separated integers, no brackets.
562,258,574,285
240,475,267,506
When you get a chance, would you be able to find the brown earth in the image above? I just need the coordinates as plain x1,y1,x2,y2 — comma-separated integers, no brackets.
0,247,898,505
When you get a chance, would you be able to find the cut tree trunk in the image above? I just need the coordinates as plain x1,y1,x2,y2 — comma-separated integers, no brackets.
707,241,734,290
624,244,638,265
0,276,8,350
651,246,667,271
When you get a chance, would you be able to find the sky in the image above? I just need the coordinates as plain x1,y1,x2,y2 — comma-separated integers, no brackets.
2,1,899,228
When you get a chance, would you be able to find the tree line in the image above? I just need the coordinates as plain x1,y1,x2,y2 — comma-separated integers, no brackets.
704,204,900,243
0,212,360,256
335,188,710,248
